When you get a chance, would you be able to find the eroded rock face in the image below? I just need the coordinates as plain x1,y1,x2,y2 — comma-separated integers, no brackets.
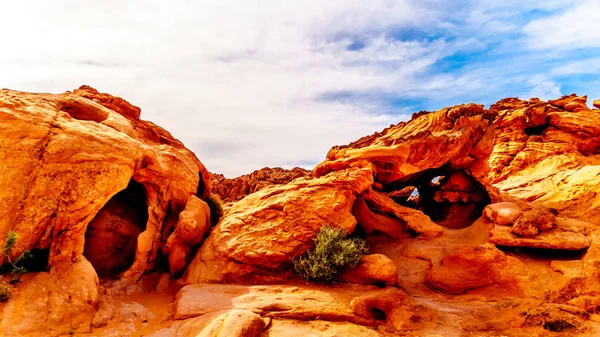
183,166,373,283
3,87,600,336
185,103,498,284
489,95,600,223
180,94,600,335
211,167,312,203
0,86,211,334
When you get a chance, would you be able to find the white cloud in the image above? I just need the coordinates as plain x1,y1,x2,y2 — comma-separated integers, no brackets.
0,1,596,176
522,75,563,100
551,58,600,75
0,0,449,177
524,0,600,49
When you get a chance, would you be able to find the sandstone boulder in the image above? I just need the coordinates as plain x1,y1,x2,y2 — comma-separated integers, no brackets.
0,259,99,336
0,86,211,333
163,196,211,275
425,244,505,294
183,167,374,283
490,217,591,250
483,202,523,226
337,254,398,286
511,207,556,236
424,243,535,296
196,309,266,337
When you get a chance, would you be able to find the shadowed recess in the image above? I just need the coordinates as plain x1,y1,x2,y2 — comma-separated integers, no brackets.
83,179,148,278
383,166,491,229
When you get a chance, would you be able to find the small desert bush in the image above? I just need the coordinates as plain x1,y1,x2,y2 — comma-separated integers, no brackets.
3,231,32,283
205,194,224,226
294,226,368,283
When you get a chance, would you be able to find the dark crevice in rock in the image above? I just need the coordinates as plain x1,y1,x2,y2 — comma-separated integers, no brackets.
524,121,549,136
196,172,206,199
543,320,576,332
83,179,149,278
371,307,387,321
381,166,491,229
497,246,588,261
0,248,49,274
23,248,50,272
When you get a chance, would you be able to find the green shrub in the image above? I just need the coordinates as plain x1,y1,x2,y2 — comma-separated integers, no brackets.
3,231,32,283
293,226,368,283
205,194,224,226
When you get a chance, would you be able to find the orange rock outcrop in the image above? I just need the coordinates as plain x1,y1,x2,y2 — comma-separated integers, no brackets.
210,167,312,203
0,86,211,335
1,87,600,337
183,94,600,335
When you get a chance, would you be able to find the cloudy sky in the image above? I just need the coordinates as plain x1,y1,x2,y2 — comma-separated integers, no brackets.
2,0,599,177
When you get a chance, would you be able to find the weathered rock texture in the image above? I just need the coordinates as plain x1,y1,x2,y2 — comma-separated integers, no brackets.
2,88,600,337
185,103,497,284
182,94,600,336
210,167,312,203
489,95,600,222
0,86,211,335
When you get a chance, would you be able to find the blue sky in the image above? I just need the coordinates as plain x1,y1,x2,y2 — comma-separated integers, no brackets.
1,0,599,176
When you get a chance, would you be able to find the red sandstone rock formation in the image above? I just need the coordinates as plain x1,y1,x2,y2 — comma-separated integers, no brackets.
2,88,600,337
210,167,312,203
182,94,600,335
0,86,211,335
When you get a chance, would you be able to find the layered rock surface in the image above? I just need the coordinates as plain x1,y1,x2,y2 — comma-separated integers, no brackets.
0,86,211,335
1,88,600,337
180,94,600,336
489,95,600,222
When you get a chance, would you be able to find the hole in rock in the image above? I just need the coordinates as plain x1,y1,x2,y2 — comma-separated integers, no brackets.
544,320,576,332
371,308,387,321
373,281,387,289
83,179,148,278
524,123,548,136
389,186,420,209
21,248,49,272
384,167,491,229
430,176,444,186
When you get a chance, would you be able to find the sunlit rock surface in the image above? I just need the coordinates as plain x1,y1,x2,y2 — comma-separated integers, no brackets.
1,89,600,336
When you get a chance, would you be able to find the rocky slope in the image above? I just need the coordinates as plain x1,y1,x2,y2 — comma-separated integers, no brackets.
210,167,312,203
0,88,599,337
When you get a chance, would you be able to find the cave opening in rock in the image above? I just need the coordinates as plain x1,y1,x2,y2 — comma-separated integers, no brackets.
383,166,491,229
524,121,549,136
371,307,387,321
21,248,49,272
83,179,148,278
